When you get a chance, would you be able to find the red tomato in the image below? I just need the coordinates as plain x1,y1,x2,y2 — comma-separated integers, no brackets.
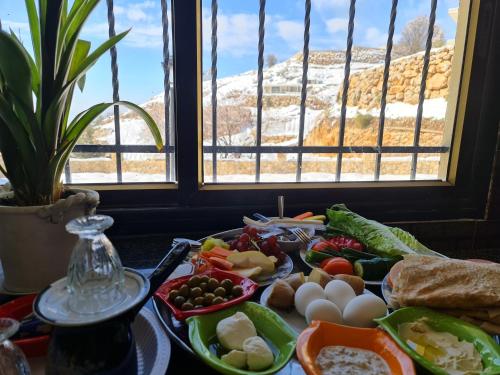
322,257,354,276
312,241,339,252
329,236,364,251
320,257,333,268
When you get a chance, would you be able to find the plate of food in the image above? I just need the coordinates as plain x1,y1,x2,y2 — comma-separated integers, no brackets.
299,236,401,286
376,307,500,375
153,295,305,374
259,269,389,335
300,204,447,285
193,226,294,286
381,255,500,339
296,320,415,375
155,269,259,320
187,302,297,375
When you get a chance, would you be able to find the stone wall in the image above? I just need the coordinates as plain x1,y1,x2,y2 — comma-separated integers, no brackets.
294,47,386,65
242,95,327,110
339,45,454,109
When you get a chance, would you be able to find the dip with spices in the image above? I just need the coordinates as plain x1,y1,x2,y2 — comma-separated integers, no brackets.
315,345,390,375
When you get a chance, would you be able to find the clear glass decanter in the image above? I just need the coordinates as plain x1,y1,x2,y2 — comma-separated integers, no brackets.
66,215,125,314
0,318,30,375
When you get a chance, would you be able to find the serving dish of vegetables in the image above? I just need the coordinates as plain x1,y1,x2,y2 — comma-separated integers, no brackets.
300,237,402,285
193,226,294,286
301,204,445,284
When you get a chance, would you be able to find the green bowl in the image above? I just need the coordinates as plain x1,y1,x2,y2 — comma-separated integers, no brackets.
187,301,297,375
376,307,500,375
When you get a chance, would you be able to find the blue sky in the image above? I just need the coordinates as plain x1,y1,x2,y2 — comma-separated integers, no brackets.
1,0,459,117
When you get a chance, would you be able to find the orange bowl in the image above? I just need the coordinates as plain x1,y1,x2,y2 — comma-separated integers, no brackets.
296,321,415,375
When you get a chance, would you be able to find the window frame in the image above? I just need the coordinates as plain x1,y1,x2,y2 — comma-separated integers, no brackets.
88,0,500,224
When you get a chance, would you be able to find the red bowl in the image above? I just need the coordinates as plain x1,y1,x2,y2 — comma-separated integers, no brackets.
0,294,50,357
155,269,258,320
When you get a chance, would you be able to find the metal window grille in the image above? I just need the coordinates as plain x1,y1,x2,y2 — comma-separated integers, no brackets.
204,0,450,183
61,0,176,184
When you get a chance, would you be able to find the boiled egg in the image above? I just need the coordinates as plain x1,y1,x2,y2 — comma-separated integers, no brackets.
305,299,342,325
294,282,326,316
342,294,387,327
324,280,356,312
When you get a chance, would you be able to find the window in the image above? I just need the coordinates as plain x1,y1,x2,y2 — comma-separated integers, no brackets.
1,0,499,223
201,0,467,183
0,0,176,185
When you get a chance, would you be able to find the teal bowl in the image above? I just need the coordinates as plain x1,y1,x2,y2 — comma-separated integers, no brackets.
187,301,297,375
376,307,500,375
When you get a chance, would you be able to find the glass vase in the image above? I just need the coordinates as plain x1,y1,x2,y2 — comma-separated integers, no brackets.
0,318,30,375
65,215,125,314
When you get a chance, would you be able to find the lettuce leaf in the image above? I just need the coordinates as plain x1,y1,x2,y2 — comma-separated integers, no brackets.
326,204,444,258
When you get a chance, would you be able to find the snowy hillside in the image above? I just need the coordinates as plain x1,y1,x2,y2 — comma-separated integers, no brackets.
90,47,448,152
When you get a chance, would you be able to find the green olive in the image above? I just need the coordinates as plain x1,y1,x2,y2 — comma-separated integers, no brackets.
193,296,205,306
203,293,215,306
173,296,185,307
207,278,219,291
187,275,201,287
212,296,224,305
199,275,209,284
199,282,208,292
190,287,203,298
181,302,194,311
231,285,244,297
178,284,190,297
220,279,233,292
214,287,226,297
168,289,179,301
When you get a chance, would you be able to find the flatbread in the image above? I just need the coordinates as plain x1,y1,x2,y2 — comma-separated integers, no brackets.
392,255,500,309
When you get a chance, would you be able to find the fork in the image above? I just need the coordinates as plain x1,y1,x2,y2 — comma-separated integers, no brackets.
287,226,312,246
253,213,312,246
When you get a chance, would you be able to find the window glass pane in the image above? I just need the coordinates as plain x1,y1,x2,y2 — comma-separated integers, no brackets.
0,1,175,185
300,153,337,182
416,153,441,180
120,153,167,183
67,153,117,184
260,153,298,182
201,0,462,183
380,153,411,181
341,153,377,182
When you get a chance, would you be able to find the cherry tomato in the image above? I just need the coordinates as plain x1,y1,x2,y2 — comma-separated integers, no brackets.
312,241,339,252
322,257,354,276
329,236,364,251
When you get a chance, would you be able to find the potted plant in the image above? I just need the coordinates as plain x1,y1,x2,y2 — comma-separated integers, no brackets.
0,0,163,292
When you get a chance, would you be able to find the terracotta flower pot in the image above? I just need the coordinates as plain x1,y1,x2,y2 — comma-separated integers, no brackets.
0,188,100,293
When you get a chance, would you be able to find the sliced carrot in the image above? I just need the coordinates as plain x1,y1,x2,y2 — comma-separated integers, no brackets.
207,257,233,270
209,246,233,258
293,211,314,220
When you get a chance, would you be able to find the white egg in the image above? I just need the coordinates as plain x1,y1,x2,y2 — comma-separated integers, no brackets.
294,282,326,316
343,294,388,328
324,280,356,312
305,299,343,325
